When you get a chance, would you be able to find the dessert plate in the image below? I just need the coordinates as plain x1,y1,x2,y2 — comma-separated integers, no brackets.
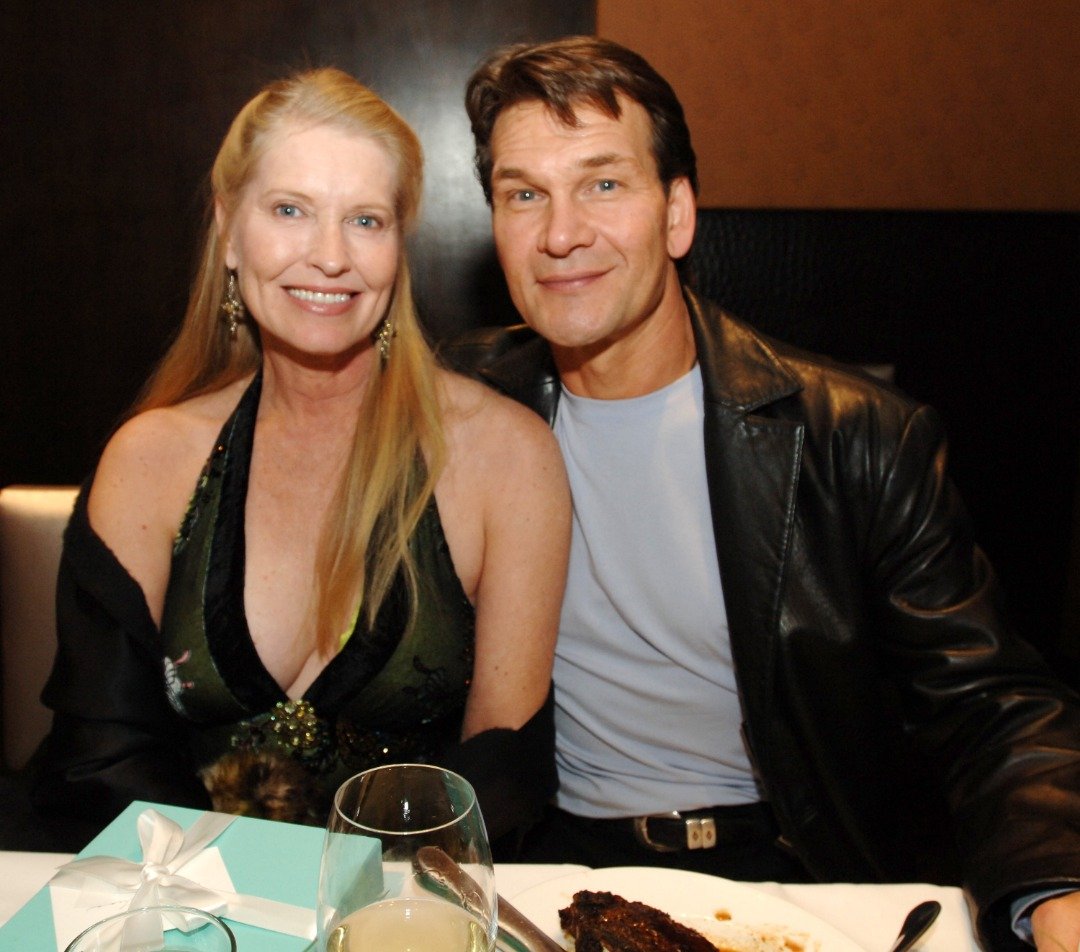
510,866,867,951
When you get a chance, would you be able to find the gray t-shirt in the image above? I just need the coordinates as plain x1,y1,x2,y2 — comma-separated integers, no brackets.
552,364,759,817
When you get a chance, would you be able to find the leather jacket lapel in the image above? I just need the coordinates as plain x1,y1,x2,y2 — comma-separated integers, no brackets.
688,291,804,749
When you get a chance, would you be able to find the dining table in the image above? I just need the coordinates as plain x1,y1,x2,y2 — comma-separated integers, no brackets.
0,848,980,950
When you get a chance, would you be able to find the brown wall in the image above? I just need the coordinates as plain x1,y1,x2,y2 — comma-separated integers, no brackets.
599,0,1079,209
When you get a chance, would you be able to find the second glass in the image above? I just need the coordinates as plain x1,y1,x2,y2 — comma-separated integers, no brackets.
316,763,497,951
64,905,235,952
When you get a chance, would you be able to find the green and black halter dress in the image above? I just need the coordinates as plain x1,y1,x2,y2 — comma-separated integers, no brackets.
159,373,476,809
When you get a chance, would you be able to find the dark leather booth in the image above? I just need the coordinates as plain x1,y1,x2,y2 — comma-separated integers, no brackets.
683,209,1079,681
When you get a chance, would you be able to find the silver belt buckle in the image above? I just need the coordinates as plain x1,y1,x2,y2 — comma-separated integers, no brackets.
685,813,718,849
633,811,718,851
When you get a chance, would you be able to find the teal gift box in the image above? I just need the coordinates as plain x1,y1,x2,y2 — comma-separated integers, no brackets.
0,801,330,950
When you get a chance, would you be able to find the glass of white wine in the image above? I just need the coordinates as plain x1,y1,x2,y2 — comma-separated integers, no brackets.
316,763,497,952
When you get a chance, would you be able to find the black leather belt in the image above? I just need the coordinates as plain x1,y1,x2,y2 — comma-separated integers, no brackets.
621,803,777,852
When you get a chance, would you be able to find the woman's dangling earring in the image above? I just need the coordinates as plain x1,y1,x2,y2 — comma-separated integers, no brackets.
375,316,394,362
221,271,245,340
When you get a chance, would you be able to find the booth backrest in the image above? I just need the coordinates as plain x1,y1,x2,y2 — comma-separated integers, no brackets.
0,486,78,770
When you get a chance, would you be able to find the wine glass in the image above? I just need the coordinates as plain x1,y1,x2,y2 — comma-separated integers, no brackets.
64,905,236,952
316,763,497,951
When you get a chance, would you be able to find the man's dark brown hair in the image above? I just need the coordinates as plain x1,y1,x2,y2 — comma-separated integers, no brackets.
465,35,699,203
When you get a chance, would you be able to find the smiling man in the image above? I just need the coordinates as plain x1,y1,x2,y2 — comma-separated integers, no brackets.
487,95,695,400
454,35,1080,952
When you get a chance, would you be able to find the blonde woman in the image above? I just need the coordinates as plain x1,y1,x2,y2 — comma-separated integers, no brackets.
31,68,569,850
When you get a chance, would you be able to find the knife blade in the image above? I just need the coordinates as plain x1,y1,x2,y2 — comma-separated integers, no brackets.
414,845,567,952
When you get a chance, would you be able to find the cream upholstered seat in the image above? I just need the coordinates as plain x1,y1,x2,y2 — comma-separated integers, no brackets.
0,486,78,771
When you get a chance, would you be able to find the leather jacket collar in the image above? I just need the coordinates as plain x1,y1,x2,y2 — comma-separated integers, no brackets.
477,287,802,422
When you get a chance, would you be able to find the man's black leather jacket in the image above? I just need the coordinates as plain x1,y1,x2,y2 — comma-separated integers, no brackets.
444,289,1080,950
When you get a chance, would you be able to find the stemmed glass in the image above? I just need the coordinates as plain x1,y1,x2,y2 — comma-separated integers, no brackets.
316,763,497,951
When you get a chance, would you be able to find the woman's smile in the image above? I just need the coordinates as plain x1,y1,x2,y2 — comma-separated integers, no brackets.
222,122,401,359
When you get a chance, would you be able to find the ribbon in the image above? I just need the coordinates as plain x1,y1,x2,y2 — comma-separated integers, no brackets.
50,808,315,941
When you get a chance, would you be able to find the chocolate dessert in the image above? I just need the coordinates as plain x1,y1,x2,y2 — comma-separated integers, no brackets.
559,889,719,951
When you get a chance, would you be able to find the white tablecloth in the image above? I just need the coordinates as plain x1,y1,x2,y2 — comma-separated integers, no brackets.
0,852,979,950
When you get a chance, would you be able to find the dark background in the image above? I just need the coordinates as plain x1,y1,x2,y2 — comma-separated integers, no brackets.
2,2,1077,682
685,210,1079,683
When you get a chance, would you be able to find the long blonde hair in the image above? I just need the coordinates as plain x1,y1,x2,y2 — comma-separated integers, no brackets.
136,68,444,656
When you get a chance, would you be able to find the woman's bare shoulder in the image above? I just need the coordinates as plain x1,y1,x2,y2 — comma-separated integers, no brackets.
98,379,249,479
438,368,553,443
91,377,251,532
436,368,565,487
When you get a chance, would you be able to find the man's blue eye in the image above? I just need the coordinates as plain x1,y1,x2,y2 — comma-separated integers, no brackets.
598,180,617,192
516,190,536,202
275,204,301,217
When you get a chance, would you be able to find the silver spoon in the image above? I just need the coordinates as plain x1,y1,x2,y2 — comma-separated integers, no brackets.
886,899,941,952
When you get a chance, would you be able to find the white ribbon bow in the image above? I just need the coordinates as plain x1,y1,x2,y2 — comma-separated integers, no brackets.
50,808,316,941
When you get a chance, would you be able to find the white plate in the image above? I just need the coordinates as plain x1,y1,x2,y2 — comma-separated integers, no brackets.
510,866,867,951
